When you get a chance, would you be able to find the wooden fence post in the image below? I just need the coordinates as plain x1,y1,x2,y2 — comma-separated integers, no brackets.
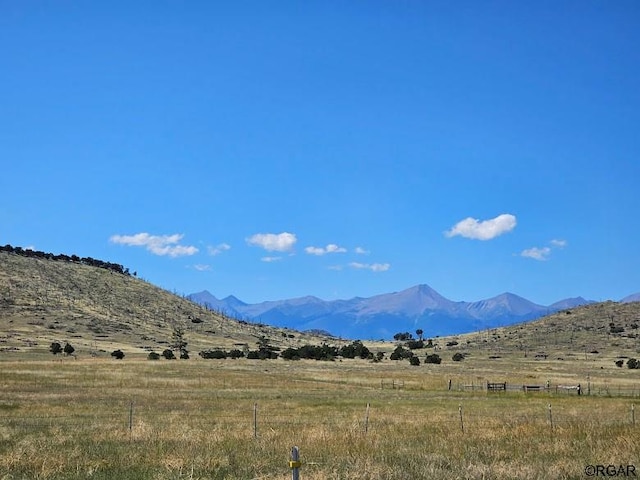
547,403,553,432
632,404,635,426
129,400,134,441
253,403,258,439
458,404,464,434
364,403,370,434
290,446,301,480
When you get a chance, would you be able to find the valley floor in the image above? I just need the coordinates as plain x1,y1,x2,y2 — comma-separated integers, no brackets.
0,355,638,479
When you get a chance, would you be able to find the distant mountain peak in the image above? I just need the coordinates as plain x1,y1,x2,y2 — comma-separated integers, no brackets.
187,284,604,340
549,297,593,310
620,292,640,303
222,295,247,307
193,289,215,297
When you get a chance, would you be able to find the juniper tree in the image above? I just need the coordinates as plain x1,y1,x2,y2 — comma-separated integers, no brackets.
170,326,188,359
63,342,75,356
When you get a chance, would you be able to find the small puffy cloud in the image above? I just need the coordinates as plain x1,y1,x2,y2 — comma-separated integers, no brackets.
354,246,369,255
246,232,297,252
445,214,517,240
349,262,390,272
208,243,231,256
305,244,347,256
520,247,551,261
521,238,567,261
193,264,212,271
109,233,198,257
261,256,282,262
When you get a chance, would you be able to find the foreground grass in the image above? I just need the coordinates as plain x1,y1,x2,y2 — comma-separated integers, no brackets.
0,357,638,479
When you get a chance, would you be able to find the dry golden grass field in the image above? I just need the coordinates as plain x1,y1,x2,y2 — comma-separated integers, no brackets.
0,356,638,480
1,250,640,479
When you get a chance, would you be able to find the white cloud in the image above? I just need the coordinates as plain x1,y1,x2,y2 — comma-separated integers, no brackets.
305,243,347,256
261,256,282,262
109,233,198,257
349,262,390,272
445,214,517,240
521,238,568,261
208,243,231,256
193,264,212,271
354,246,369,255
328,265,343,271
520,247,551,261
246,232,297,252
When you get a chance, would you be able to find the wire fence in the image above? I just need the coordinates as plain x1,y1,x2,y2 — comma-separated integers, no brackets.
453,380,640,397
1,398,637,437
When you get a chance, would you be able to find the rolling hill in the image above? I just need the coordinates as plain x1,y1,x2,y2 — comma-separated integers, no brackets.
0,249,335,357
2,247,640,362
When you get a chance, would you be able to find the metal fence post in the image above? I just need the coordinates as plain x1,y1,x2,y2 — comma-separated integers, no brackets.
290,446,301,480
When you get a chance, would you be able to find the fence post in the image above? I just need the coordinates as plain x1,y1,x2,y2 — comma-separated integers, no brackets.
253,403,258,439
290,446,301,480
632,404,635,426
458,404,464,434
548,403,553,432
129,400,134,441
364,403,370,434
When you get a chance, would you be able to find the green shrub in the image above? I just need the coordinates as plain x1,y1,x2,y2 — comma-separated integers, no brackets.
425,353,442,364
199,349,227,359
390,345,413,360
406,340,424,350
162,349,176,360
339,341,370,359
228,349,244,359
63,342,75,356
281,347,301,360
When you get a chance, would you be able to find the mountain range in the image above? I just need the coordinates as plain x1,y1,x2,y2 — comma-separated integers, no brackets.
187,284,638,340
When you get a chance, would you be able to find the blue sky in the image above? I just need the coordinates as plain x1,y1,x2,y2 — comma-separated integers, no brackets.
2,1,639,305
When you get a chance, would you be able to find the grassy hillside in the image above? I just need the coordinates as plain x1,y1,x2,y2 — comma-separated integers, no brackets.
446,300,640,360
2,247,640,366
0,250,336,357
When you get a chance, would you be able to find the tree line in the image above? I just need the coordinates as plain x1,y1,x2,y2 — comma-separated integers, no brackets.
1,244,132,276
